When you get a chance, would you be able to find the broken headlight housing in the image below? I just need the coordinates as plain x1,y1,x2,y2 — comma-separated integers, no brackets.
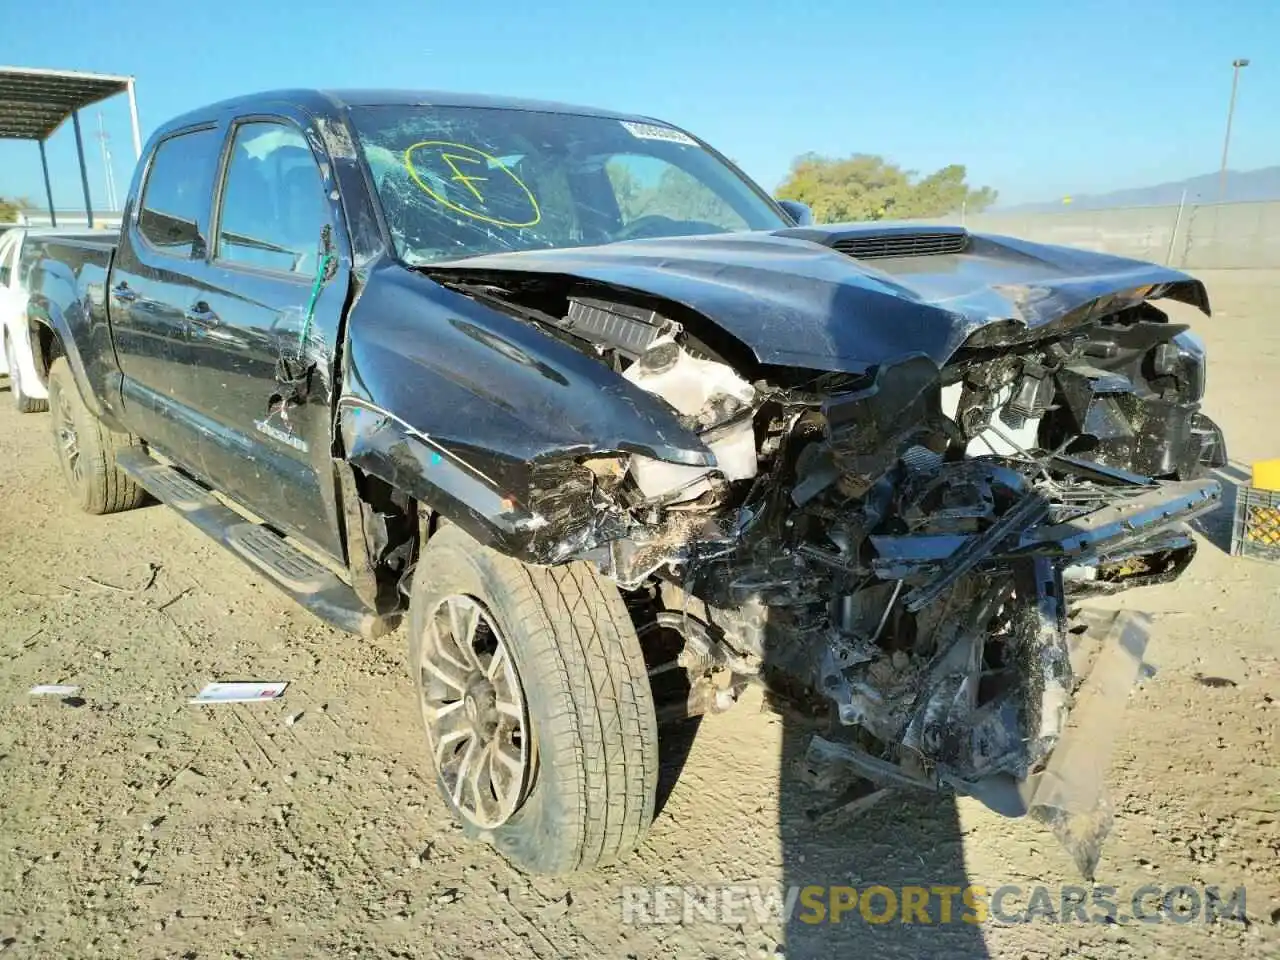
1157,330,1207,403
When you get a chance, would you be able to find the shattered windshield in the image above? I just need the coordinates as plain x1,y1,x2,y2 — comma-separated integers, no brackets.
347,104,788,265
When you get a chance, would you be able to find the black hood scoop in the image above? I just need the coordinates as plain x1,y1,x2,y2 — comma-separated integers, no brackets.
829,230,969,260
783,222,971,260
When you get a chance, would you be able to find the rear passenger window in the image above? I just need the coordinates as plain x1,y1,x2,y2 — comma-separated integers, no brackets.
18,241,42,290
215,122,327,276
137,128,221,256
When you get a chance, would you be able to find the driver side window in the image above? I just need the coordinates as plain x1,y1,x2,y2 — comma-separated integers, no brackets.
604,154,748,232
215,121,328,276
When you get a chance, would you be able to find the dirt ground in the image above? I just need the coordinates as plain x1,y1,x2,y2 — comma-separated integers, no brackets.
1,270,1277,960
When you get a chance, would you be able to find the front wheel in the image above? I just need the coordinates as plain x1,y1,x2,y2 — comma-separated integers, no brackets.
408,524,658,874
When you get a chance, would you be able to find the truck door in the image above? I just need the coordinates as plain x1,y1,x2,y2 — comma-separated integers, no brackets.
110,125,224,462
176,117,349,557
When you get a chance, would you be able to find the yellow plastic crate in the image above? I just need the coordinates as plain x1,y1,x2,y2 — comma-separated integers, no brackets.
1232,486,1280,563
1253,458,1280,493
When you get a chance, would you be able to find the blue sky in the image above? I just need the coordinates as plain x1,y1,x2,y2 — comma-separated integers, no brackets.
1,0,1275,212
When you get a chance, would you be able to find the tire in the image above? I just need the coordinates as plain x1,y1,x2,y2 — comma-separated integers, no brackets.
47,357,146,514
4,330,48,413
408,524,658,875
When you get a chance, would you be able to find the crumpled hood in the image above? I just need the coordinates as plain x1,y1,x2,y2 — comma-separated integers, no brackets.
428,224,1209,373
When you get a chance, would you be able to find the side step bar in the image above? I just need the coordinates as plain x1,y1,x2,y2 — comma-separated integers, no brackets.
114,449,395,639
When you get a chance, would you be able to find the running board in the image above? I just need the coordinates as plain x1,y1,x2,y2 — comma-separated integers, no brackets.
114,449,394,638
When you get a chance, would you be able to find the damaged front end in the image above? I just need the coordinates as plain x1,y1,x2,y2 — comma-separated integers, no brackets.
591,342,1218,795
343,229,1226,874
606,333,1220,875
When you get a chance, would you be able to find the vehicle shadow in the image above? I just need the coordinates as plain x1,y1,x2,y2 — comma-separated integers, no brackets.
654,716,702,818
1191,461,1250,554
775,718,991,958
760,269,990,959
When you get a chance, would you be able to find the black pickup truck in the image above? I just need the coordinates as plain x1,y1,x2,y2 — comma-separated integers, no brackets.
28,88,1226,875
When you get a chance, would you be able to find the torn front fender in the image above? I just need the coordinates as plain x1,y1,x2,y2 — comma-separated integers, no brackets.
339,399,544,559
337,261,713,560
339,400,639,565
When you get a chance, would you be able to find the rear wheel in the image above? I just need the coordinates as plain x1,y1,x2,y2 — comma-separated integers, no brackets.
47,358,146,514
4,330,48,413
408,524,658,874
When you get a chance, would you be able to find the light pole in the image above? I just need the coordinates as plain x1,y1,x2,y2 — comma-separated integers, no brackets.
1218,57,1250,201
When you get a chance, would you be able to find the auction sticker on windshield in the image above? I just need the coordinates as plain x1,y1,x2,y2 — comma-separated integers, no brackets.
620,121,698,146
403,140,542,228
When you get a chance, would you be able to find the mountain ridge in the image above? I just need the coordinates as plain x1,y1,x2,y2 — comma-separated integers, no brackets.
999,166,1280,211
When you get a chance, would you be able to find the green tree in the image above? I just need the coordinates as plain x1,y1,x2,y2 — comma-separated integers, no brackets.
0,197,23,223
776,154,996,222
605,162,646,222
644,167,744,228
606,162,746,230
908,164,997,218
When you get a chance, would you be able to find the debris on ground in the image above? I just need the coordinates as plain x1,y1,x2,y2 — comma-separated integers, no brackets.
189,681,289,704
28,684,79,696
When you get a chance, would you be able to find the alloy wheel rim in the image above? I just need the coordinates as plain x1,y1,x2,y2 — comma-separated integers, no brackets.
417,594,531,829
55,388,82,485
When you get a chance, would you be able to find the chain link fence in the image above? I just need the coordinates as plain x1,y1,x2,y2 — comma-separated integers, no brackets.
941,200,1280,269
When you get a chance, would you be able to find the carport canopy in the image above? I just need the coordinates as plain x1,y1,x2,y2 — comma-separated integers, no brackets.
0,65,142,227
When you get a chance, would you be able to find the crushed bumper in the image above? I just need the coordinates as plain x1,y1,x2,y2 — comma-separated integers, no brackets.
804,469,1217,875
1018,610,1151,879
806,611,1151,878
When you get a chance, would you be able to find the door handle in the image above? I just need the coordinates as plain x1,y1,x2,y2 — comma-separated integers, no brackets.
184,302,219,326
111,283,137,303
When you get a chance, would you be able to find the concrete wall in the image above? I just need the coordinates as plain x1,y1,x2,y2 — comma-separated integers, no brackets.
1177,201,1280,269
947,200,1280,269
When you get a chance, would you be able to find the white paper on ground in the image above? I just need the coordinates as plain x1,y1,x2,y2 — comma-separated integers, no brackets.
28,684,80,696
190,681,289,704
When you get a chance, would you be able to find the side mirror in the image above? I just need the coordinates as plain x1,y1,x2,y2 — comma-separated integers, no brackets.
776,199,813,226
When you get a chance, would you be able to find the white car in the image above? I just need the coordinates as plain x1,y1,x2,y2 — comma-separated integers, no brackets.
0,227,96,413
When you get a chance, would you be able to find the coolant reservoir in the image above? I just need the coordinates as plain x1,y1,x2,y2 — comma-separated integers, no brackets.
623,338,756,420
624,338,758,499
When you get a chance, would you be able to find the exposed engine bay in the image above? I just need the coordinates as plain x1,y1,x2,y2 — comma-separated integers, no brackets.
400,229,1228,874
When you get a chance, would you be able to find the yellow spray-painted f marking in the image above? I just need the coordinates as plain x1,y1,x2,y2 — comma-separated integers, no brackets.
403,140,541,228
440,152,488,201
